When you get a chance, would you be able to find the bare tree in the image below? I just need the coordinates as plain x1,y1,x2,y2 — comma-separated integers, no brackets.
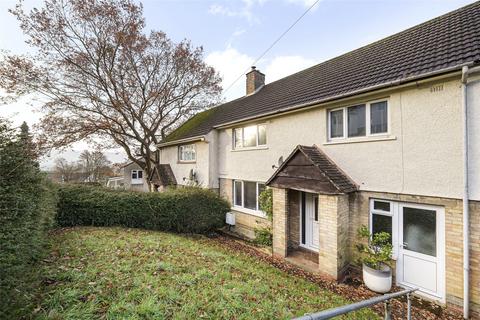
54,158,80,183
78,149,112,182
0,0,222,188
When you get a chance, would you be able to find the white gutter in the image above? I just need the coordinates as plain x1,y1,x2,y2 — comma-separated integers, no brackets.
157,135,205,148
460,64,480,319
214,63,474,129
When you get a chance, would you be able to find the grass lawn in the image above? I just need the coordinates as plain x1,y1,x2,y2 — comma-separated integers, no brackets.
35,227,378,319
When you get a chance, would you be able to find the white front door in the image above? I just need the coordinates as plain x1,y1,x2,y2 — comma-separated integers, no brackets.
396,203,445,301
301,192,319,251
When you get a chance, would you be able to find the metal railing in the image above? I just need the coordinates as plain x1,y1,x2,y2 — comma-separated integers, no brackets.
293,288,417,320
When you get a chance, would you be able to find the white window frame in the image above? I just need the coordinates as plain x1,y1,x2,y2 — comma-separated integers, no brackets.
232,180,266,217
178,144,196,163
131,170,143,185
232,123,267,150
328,99,390,141
369,199,398,259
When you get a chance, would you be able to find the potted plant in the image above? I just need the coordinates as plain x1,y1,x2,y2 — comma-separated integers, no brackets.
356,226,393,293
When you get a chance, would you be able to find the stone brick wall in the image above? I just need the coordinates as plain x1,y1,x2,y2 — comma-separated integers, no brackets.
219,178,271,239
287,189,300,249
336,194,350,275
272,187,288,258
317,195,339,279
349,191,480,314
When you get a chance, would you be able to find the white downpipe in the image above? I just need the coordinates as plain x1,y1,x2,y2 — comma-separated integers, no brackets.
461,65,470,319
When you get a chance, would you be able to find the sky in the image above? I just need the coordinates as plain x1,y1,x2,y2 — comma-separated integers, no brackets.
0,0,475,168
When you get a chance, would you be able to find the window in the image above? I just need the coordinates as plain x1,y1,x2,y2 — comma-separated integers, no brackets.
328,100,388,140
370,101,388,134
233,180,266,214
233,124,267,149
369,199,397,257
131,170,143,184
347,104,366,137
179,144,196,162
329,109,344,138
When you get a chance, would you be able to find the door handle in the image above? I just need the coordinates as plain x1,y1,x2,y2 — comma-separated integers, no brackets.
402,242,408,249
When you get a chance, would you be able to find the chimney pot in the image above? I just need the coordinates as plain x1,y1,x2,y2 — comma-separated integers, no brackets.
246,66,265,95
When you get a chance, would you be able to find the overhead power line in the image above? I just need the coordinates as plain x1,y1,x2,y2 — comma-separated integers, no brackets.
222,0,321,95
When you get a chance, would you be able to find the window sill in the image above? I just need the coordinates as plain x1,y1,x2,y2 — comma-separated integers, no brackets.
232,206,267,218
177,161,196,164
324,135,396,145
231,146,268,152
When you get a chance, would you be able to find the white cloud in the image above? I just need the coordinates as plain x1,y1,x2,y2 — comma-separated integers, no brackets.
206,47,255,100
206,47,317,100
286,0,321,9
207,0,269,24
208,0,320,22
264,55,317,83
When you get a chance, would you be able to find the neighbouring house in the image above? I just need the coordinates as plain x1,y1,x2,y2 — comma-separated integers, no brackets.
107,160,177,192
157,3,480,317
105,161,149,192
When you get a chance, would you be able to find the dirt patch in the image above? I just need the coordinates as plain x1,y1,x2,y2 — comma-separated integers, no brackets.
212,233,464,320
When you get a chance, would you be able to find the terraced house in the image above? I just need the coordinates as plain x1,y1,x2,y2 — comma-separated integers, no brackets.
157,2,480,317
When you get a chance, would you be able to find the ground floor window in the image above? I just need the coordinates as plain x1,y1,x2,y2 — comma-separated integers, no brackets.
369,199,397,257
233,180,265,214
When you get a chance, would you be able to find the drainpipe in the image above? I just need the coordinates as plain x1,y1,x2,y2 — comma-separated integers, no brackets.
461,66,469,319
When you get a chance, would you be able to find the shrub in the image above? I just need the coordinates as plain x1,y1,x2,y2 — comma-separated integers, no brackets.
253,226,273,246
0,120,58,318
356,225,393,270
56,184,230,234
258,188,273,221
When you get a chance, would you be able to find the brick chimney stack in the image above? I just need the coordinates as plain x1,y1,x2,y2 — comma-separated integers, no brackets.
246,66,265,95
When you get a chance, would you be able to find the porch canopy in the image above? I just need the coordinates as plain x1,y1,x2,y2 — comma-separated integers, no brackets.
149,164,177,187
266,145,357,195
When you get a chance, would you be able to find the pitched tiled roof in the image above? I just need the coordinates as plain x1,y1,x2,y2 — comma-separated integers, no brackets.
266,145,357,194
163,1,480,144
298,145,357,193
149,164,177,186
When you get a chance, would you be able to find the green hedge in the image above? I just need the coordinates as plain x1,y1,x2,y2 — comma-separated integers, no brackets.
0,121,58,318
57,185,229,233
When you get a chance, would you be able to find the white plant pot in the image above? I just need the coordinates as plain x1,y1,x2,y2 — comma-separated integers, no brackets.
362,263,392,293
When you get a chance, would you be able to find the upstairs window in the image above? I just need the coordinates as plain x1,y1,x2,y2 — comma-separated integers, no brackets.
178,144,196,162
233,124,267,149
328,100,388,140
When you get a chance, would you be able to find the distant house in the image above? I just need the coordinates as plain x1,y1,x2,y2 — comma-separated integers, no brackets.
107,160,176,192
105,161,148,191
157,3,480,317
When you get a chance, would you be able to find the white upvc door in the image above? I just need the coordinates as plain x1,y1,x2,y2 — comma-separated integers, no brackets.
301,193,319,251
396,203,445,302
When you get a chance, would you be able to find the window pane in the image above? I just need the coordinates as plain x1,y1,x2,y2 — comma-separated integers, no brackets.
371,101,388,134
330,109,344,138
403,207,436,256
234,129,242,149
258,125,267,145
373,200,390,212
132,171,137,179
314,196,319,221
372,214,392,244
244,181,257,210
243,126,257,147
347,104,366,137
138,171,143,179
234,181,242,206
